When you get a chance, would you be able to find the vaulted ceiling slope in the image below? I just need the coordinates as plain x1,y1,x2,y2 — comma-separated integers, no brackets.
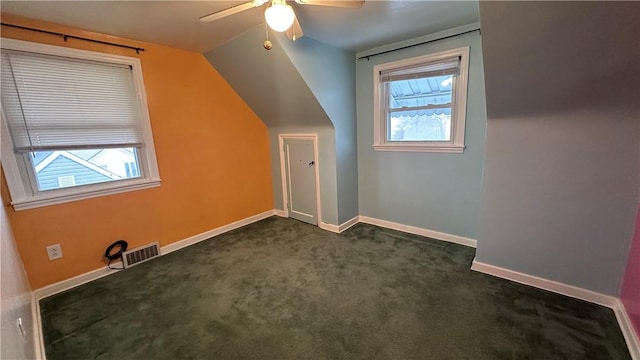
205,28,360,225
205,27,332,129
1,1,479,52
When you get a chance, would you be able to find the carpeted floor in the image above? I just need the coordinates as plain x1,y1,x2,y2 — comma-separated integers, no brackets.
40,217,631,359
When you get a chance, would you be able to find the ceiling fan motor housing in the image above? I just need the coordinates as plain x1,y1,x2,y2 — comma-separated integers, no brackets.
199,0,365,49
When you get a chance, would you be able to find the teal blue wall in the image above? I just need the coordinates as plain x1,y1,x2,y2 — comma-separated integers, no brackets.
355,24,486,239
278,35,358,224
205,27,361,226
476,2,639,296
206,23,485,232
204,27,340,225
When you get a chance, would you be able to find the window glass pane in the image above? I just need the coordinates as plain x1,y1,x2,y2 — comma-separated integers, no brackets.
388,110,452,142
31,148,141,191
388,74,453,109
386,73,454,142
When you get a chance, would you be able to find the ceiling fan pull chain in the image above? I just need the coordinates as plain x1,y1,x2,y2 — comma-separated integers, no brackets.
263,22,273,50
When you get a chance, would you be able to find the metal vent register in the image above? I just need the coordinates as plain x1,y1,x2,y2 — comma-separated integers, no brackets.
122,242,160,268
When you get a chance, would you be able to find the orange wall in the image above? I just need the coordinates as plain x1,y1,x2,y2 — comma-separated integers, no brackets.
0,14,274,289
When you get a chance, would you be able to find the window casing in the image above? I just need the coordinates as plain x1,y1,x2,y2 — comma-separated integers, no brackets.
373,47,470,153
1,38,160,210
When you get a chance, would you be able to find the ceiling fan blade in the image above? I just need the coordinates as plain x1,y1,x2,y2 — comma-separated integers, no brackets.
294,0,364,8
286,12,304,41
199,0,267,22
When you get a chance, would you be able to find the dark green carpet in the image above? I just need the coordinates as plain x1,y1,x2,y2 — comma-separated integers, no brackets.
40,217,631,359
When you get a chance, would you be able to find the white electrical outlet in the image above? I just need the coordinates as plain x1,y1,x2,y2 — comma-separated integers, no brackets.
46,244,63,260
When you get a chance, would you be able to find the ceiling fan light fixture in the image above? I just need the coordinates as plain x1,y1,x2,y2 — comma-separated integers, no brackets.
265,2,295,32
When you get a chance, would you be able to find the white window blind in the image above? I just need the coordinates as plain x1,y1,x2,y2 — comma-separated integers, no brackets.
380,56,460,82
1,50,143,152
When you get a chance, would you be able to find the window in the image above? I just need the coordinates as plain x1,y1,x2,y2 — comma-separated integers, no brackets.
57,175,76,188
1,39,160,210
373,47,470,153
125,161,139,178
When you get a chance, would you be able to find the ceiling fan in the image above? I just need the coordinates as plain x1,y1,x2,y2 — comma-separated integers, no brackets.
199,0,365,50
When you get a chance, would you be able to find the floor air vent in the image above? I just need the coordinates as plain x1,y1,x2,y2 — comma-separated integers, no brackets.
122,242,160,268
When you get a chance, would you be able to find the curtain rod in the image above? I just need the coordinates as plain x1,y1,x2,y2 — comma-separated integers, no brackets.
0,23,145,54
358,28,480,61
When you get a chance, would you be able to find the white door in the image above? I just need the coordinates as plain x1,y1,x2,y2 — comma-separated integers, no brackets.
283,138,317,225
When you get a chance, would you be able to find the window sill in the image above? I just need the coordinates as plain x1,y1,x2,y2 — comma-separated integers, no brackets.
373,143,465,153
11,178,161,211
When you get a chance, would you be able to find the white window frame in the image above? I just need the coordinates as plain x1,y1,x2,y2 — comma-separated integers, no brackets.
1,38,161,211
373,47,470,153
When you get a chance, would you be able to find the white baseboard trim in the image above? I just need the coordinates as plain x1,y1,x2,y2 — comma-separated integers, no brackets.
470,259,617,307
614,299,640,360
319,216,360,234
339,216,359,232
31,293,45,360
319,222,339,233
34,209,278,300
33,264,118,300
358,216,477,248
471,259,639,359
273,209,287,217
161,209,275,255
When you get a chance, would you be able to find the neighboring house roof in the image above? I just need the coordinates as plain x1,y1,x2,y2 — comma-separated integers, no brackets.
32,149,104,167
35,151,122,179
68,149,103,162
86,147,134,162
390,76,453,116
32,151,53,167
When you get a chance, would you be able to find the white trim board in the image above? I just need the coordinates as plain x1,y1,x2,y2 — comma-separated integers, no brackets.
338,216,359,233
277,134,322,226
33,263,119,301
614,299,640,360
31,293,45,360
470,260,616,307
33,209,278,300
359,216,477,248
276,210,476,245
161,210,274,255
319,216,358,233
471,259,639,359
319,222,340,233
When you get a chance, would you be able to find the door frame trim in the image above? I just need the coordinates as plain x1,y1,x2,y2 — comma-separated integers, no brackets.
278,133,322,226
